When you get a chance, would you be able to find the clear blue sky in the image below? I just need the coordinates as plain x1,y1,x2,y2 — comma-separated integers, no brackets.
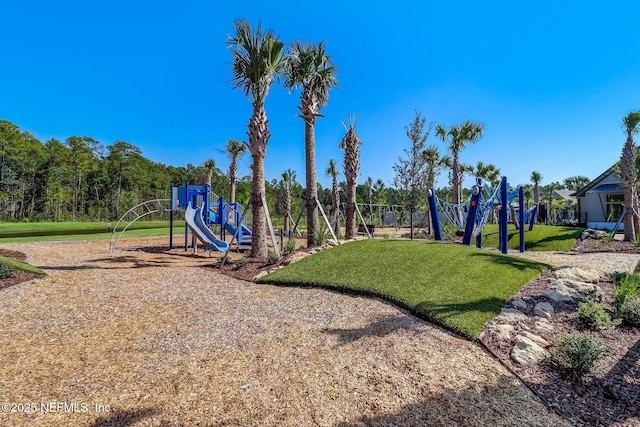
1,1,639,190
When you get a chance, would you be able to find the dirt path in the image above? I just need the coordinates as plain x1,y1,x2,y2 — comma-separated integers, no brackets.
0,237,569,426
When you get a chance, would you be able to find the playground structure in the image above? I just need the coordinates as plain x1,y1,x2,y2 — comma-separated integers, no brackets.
428,177,536,254
109,184,279,256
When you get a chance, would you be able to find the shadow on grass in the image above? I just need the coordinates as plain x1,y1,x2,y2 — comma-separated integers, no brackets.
88,407,158,426
469,251,550,272
416,296,507,322
323,315,416,346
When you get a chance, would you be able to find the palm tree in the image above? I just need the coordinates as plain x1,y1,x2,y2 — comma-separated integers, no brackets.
543,181,561,224
473,161,501,187
531,171,543,223
563,175,590,192
423,145,450,190
225,138,247,203
325,159,340,228
523,184,533,209
530,171,543,205
202,158,216,188
620,111,640,241
227,19,285,259
339,115,362,239
284,41,338,247
281,169,296,236
435,121,485,204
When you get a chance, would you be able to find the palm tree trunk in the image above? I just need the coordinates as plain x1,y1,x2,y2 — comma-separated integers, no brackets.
230,161,237,203
623,182,635,241
452,155,461,205
345,180,356,239
305,120,319,247
250,153,268,259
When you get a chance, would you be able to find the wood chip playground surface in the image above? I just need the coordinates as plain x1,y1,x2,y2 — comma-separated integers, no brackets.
0,237,569,426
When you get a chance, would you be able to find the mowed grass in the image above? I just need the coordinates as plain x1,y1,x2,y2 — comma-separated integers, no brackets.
481,224,582,251
0,221,185,243
0,256,45,276
259,240,549,338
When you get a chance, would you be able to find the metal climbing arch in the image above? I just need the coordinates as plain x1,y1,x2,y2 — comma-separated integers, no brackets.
109,199,172,252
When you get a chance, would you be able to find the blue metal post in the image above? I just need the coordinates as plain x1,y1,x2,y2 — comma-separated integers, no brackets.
170,183,174,250
519,186,525,252
476,179,484,248
499,177,508,254
184,182,189,251
462,181,482,245
427,189,442,241
528,205,537,231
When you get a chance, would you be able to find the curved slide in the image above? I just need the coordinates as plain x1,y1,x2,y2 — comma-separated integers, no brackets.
185,203,229,252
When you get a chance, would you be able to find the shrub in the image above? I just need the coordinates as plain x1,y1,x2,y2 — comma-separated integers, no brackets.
234,257,249,269
553,332,609,375
578,301,618,329
614,273,640,308
0,262,15,279
619,296,640,326
284,237,296,254
267,250,279,265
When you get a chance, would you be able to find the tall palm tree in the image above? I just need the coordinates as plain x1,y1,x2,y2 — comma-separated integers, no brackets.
531,171,543,223
225,138,247,203
473,161,501,187
284,41,338,247
325,159,340,227
227,19,285,259
281,169,296,235
339,115,362,239
423,145,450,190
530,171,543,205
620,111,640,241
435,121,485,204
202,158,216,188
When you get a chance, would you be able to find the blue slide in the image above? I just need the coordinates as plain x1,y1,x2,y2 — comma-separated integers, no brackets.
185,203,229,252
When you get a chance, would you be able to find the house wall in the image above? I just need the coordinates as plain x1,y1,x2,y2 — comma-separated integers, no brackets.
578,172,623,230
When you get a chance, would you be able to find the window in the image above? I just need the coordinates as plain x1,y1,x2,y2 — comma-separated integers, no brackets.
606,194,624,221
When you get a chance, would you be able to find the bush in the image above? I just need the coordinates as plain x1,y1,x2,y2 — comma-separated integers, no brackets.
554,332,609,375
578,301,618,329
267,250,279,265
619,296,640,326
234,257,249,269
0,262,15,279
284,237,296,254
614,273,640,308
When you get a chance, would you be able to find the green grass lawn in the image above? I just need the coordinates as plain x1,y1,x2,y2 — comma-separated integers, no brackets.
0,256,45,277
480,224,582,251
259,239,549,339
0,221,185,243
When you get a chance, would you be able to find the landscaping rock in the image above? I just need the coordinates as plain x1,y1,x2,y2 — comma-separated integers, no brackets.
553,278,603,302
552,266,600,284
512,299,528,310
496,308,527,322
284,251,310,265
534,318,554,333
520,331,549,347
534,301,554,318
543,289,575,304
484,324,515,341
580,229,608,240
510,335,550,365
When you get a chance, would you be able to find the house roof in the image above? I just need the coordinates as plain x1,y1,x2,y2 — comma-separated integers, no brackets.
573,165,616,197
586,183,622,194
553,189,576,201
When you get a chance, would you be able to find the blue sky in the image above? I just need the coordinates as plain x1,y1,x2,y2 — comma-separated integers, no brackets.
1,1,639,190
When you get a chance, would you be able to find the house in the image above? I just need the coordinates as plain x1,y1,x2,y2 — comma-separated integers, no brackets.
573,166,624,230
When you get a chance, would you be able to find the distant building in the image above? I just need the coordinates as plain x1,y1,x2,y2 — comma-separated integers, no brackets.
573,166,623,230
